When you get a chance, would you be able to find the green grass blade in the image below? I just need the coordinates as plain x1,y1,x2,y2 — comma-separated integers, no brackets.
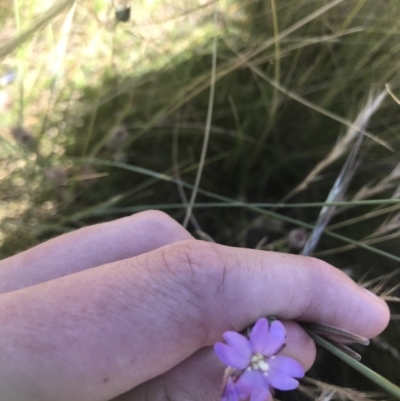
304,328,400,399
85,158,400,263
183,0,218,228
0,0,76,58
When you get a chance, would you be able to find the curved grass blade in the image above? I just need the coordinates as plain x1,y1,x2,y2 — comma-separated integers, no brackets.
303,328,400,399
300,91,386,256
328,341,362,361
0,0,76,59
304,323,369,346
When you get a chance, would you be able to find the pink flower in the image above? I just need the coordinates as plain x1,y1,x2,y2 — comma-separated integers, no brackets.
214,318,305,401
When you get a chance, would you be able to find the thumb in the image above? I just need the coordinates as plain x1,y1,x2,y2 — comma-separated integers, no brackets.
0,240,389,401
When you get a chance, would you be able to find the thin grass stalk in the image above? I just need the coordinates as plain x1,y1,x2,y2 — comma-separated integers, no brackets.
0,0,76,58
300,0,369,109
38,1,76,140
301,377,382,401
183,0,218,228
314,229,400,257
73,199,400,212
173,112,202,231
340,0,368,30
117,0,348,148
328,203,400,231
298,91,386,255
268,0,280,120
249,65,390,155
83,158,400,263
301,131,364,255
13,0,24,125
294,91,396,396
304,329,400,399
386,83,400,105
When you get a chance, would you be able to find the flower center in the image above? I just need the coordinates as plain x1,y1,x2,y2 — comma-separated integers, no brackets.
250,353,269,373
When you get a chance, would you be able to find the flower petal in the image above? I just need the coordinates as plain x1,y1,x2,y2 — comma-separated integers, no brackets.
223,331,253,358
266,372,299,391
250,319,286,356
236,370,270,400
250,389,273,401
222,378,239,401
266,355,304,391
249,318,269,352
214,343,250,369
268,355,305,378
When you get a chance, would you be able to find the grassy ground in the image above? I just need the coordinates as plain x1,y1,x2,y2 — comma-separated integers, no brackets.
1,0,400,399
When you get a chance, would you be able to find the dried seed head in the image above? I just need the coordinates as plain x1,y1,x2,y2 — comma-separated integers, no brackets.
11,126,35,148
112,151,127,163
288,228,308,250
44,166,68,187
107,126,129,150
113,0,131,22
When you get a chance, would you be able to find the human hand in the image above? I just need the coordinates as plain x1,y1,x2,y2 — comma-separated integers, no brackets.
0,211,389,401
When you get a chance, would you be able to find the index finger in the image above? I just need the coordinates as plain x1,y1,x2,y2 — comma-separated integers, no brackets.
150,240,389,340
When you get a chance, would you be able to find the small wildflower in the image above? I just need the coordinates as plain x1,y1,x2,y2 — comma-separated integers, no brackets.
214,318,305,401
0,71,16,86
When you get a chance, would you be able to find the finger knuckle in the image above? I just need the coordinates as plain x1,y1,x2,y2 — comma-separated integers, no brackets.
305,256,334,284
132,210,192,242
156,240,228,307
301,255,343,313
167,240,227,285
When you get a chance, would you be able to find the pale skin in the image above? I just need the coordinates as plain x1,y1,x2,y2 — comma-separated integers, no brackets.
0,211,390,401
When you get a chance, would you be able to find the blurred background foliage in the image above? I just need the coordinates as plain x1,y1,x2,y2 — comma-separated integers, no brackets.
0,0,400,398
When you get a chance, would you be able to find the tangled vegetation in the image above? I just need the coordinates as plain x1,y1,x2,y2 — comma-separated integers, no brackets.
1,0,400,398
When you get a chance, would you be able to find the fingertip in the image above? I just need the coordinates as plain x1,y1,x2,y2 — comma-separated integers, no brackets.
360,288,390,338
127,210,193,244
300,257,390,341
